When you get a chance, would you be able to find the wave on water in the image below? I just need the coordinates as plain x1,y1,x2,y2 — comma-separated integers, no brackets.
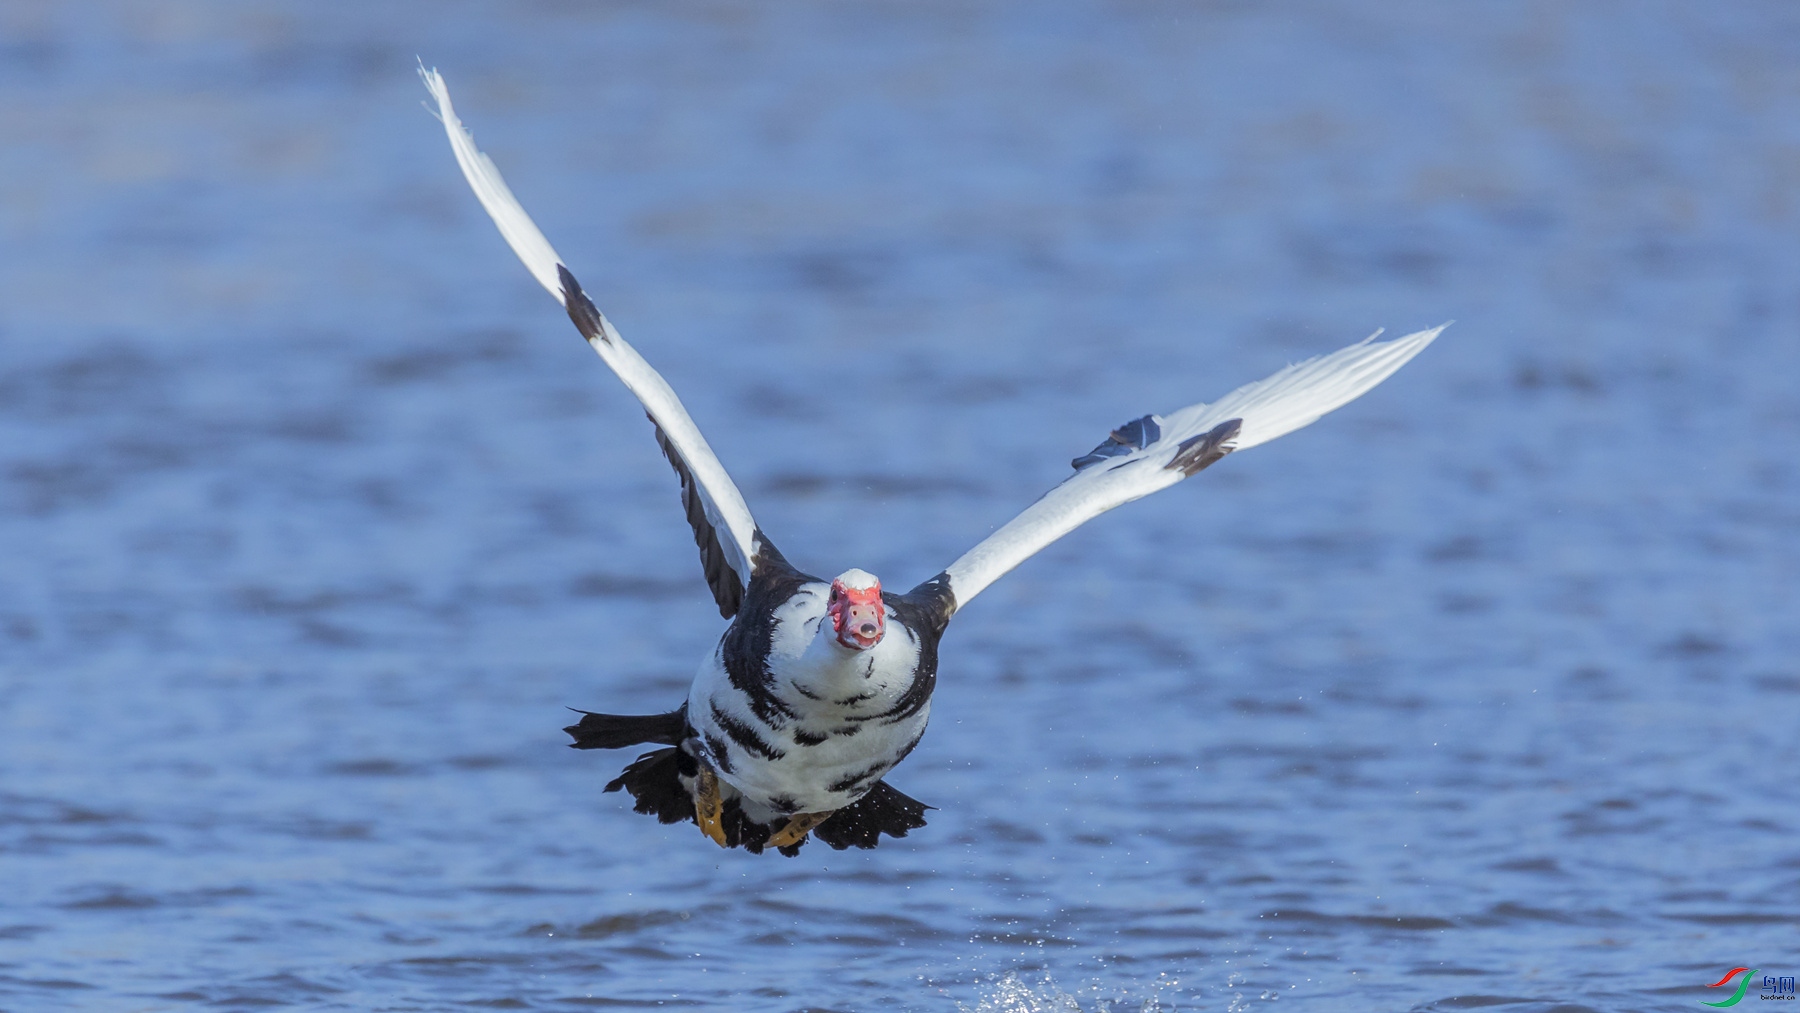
961,971,1191,1013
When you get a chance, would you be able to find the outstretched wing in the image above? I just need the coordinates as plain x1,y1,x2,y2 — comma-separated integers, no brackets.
929,326,1444,610
422,67,764,617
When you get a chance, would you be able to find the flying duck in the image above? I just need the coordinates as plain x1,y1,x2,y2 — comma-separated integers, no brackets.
421,69,1441,856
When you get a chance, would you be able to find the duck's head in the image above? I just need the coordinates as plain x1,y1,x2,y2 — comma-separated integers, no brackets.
826,569,884,651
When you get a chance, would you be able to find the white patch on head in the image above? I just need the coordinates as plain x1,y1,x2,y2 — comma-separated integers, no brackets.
834,568,880,591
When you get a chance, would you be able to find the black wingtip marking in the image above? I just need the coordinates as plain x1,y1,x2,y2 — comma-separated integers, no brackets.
1166,418,1242,476
557,264,609,344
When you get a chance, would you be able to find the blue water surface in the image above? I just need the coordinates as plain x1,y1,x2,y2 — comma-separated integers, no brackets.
1,3,1797,1010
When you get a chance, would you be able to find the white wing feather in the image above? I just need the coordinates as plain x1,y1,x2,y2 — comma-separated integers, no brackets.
421,67,761,595
941,326,1444,608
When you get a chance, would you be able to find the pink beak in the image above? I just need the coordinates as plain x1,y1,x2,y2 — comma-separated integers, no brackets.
837,599,884,650
829,578,885,651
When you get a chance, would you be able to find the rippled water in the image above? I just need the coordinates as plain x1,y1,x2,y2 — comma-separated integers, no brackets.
2,3,1797,1010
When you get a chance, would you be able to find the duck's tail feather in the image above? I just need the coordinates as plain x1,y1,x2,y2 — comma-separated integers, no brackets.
565,706,686,750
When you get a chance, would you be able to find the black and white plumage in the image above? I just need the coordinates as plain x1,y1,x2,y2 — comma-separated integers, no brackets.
422,68,1441,856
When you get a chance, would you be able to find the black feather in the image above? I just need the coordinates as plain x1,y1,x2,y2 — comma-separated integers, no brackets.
602,748,694,824
813,780,932,850
719,547,812,726
650,422,746,619
557,264,608,344
563,706,686,750
1165,418,1242,476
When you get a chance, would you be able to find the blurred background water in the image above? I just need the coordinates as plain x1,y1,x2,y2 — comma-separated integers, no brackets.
1,2,1797,1010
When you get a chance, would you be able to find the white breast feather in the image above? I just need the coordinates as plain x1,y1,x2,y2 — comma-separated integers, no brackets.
687,587,929,818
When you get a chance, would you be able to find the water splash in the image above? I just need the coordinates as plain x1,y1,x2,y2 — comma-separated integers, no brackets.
961,971,1182,1013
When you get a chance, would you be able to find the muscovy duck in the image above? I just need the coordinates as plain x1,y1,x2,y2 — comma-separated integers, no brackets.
421,69,1441,856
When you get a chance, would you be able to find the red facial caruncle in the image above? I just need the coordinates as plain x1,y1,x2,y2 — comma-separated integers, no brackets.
827,569,884,651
